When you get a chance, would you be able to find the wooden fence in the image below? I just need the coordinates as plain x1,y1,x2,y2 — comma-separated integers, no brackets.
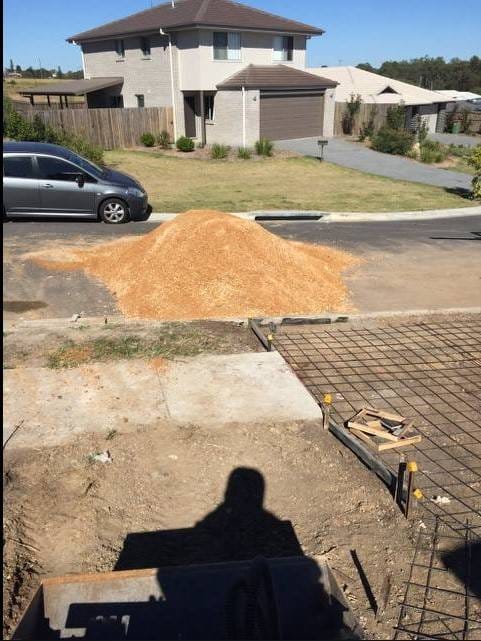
450,110,481,134
19,106,174,149
334,103,392,136
12,100,86,112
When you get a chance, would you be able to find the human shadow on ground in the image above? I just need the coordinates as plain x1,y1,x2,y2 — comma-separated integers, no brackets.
18,467,361,640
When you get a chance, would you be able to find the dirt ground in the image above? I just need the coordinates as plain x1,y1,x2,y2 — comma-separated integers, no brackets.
3,412,417,639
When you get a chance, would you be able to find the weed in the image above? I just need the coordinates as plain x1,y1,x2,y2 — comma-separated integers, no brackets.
237,147,252,159
210,143,230,159
255,138,274,157
106,429,118,441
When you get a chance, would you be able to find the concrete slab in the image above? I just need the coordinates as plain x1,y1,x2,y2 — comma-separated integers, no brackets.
3,353,321,449
161,352,321,427
3,361,169,448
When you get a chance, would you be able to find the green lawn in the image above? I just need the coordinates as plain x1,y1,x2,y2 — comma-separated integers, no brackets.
105,150,475,213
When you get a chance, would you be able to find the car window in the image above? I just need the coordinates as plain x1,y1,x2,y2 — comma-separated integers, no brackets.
3,156,35,179
37,156,83,182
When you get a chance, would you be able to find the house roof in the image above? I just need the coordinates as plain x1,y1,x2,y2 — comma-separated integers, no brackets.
217,64,337,89
437,90,481,101
67,0,324,43
19,77,123,96
307,66,452,106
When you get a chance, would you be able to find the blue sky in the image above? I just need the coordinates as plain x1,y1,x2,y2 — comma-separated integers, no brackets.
4,0,481,71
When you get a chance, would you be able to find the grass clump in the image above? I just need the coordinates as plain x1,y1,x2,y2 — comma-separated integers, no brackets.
46,326,226,368
255,138,274,157
237,147,252,159
210,143,230,159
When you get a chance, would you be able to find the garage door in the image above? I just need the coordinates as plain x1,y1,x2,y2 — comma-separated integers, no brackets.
260,91,324,140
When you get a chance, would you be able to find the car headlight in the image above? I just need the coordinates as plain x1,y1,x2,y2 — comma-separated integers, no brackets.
126,187,145,198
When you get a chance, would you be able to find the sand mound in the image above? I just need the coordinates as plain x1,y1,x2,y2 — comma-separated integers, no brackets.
29,210,359,320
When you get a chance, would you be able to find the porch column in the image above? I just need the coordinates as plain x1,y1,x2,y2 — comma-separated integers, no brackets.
29,95,35,106
59,96,64,110
47,95,51,107
200,90,206,146
64,95,69,108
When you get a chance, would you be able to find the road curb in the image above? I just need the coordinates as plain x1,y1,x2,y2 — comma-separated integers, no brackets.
146,206,481,224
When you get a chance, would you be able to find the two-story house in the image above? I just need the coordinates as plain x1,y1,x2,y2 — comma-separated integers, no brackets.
67,0,337,146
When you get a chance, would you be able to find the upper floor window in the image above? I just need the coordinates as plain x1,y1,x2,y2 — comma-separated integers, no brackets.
273,35,293,62
213,32,241,61
140,36,151,57
115,39,125,58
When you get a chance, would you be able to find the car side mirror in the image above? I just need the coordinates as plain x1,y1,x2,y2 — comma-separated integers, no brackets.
75,174,85,188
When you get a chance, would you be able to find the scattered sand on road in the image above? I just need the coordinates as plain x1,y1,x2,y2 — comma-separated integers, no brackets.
27,210,359,320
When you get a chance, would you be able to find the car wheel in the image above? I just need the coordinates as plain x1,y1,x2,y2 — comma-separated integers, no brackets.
99,198,130,224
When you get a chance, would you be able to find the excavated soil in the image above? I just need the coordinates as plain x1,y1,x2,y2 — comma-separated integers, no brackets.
26,210,359,321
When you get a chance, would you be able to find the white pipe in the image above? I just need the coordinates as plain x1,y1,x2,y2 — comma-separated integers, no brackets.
161,28,178,141
242,86,246,147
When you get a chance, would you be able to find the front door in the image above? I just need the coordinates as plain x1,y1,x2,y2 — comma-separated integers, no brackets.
184,95,196,138
36,155,96,215
3,155,41,213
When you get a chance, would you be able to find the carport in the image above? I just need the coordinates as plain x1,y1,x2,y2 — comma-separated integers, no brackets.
19,77,123,109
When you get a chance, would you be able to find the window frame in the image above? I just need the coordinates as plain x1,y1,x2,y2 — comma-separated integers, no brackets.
213,31,242,62
135,94,145,108
140,36,151,57
35,155,97,183
3,154,36,180
272,35,294,62
204,94,215,123
115,38,125,59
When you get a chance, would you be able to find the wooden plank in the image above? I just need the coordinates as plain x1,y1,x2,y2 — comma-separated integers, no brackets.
377,435,422,452
328,423,403,498
348,421,400,442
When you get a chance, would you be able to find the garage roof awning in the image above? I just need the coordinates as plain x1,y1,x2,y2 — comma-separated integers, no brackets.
19,77,123,96
217,65,338,90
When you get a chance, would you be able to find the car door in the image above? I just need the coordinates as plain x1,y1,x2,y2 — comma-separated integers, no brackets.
3,155,41,214
36,155,97,216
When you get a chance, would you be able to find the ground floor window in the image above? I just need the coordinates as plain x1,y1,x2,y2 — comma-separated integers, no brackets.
204,94,215,122
136,94,145,108
110,95,123,108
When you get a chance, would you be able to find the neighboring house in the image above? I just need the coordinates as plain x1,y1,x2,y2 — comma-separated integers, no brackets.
308,66,452,133
65,0,337,144
437,90,481,113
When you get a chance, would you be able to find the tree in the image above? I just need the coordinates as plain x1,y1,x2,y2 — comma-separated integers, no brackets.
15,64,22,74
357,63,375,73
9,58,14,72
57,66,64,79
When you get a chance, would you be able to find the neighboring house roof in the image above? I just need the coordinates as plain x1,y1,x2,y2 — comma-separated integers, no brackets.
19,77,123,96
307,66,451,106
437,90,481,101
217,64,337,89
67,0,324,43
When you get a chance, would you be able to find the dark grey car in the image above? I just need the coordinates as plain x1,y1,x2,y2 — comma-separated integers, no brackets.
3,142,150,223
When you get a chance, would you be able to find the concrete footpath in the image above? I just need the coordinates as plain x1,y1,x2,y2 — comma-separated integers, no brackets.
3,352,322,449
148,205,481,224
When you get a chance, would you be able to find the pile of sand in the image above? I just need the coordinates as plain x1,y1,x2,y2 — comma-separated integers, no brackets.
29,210,359,320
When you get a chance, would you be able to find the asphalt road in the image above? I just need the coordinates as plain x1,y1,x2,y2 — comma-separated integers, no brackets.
3,214,481,247
3,215,481,319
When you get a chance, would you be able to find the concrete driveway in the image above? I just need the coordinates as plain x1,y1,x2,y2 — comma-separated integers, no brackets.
428,132,480,147
276,137,473,191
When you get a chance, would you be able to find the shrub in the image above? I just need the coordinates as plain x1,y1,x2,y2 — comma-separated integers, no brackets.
342,93,362,135
3,102,104,164
418,139,449,164
210,143,230,159
140,132,155,147
255,138,274,157
237,147,252,159
386,103,407,131
414,115,429,143
371,127,415,155
176,136,195,152
468,146,481,199
358,107,377,141
157,130,170,149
